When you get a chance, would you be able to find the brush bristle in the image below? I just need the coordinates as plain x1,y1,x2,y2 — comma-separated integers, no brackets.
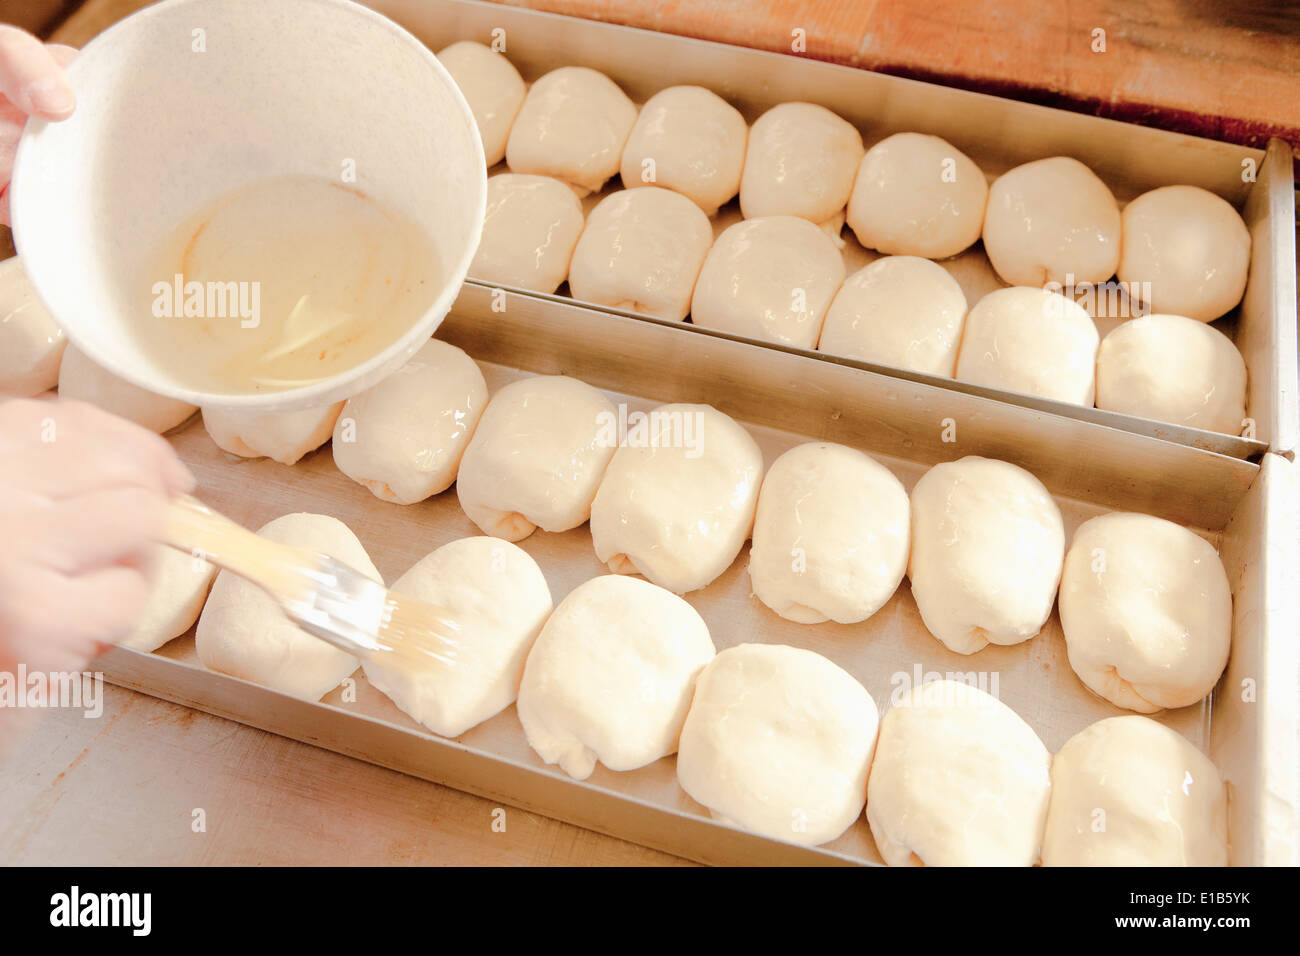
374,594,461,669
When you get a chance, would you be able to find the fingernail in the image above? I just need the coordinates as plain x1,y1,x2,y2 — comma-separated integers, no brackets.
24,75,75,119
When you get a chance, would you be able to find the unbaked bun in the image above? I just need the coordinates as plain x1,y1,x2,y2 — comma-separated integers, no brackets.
1095,313,1247,435
691,216,845,348
908,456,1064,655
739,102,864,231
846,132,988,259
819,256,968,376
982,156,1120,287
955,287,1099,405
505,66,637,195
619,85,747,216
1059,512,1231,713
867,680,1051,866
569,187,713,321
1042,716,1227,866
1117,184,1251,322
677,643,879,847
436,40,526,167
748,442,909,624
517,574,714,780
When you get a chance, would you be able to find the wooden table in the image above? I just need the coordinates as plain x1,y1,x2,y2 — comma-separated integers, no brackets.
0,683,690,865
2,0,1296,867
42,0,1300,159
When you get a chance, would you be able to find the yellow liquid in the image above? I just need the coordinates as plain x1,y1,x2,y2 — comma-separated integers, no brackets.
138,175,441,394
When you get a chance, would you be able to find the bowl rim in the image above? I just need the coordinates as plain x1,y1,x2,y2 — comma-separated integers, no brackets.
10,0,487,411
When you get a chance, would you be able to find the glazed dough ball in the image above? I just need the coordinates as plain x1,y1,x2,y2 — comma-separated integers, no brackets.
456,375,617,540
677,643,879,847
195,513,380,701
1043,716,1227,866
202,401,343,465
619,85,747,216
505,66,637,195
867,680,1051,866
469,173,585,294
1096,313,1247,435
517,574,715,780
1059,513,1231,713
955,287,1100,405
58,344,196,433
749,442,909,624
568,187,713,321
819,256,968,376
1118,185,1251,322
119,544,216,652
364,537,552,738
590,403,763,594
909,456,1065,655
436,40,526,167
0,255,66,396
690,216,845,348
982,156,1121,287
332,339,487,504
846,132,989,259
739,102,864,229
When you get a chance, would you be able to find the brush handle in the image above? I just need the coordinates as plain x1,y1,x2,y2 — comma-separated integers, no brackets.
164,496,312,604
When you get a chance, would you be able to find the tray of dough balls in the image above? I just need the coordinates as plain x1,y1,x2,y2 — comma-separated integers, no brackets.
375,0,1297,461
76,281,1294,867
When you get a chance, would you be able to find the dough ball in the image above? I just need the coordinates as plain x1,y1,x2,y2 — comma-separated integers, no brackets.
57,345,196,433
469,173,585,294
1096,313,1247,435
982,156,1121,287
332,339,487,504
819,256,968,376
749,442,909,624
0,255,66,397
846,132,989,259
677,643,879,847
908,456,1064,655
867,680,1051,866
568,187,713,321
955,287,1100,405
436,40,526,167
195,512,380,700
517,574,715,780
1059,512,1231,713
690,216,845,348
119,544,216,652
619,85,747,216
590,402,763,594
202,401,343,465
505,66,637,195
456,375,617,540
1042,716,1227,866
1117,185,1251,322
364,536,552,738
740,103,864,229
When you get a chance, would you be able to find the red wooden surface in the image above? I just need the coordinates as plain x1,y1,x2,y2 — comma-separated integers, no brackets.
492,0,1300,159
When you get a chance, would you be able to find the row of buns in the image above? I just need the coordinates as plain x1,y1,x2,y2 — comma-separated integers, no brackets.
436,42,1253,436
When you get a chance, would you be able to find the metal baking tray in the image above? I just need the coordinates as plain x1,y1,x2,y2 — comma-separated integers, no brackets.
364,0,1297,461
100,285,1297,866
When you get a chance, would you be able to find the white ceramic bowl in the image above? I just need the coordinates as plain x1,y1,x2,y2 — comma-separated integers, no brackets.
11,0,485,410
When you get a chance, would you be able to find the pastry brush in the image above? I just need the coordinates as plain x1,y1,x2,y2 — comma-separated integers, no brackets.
164,495,458,669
